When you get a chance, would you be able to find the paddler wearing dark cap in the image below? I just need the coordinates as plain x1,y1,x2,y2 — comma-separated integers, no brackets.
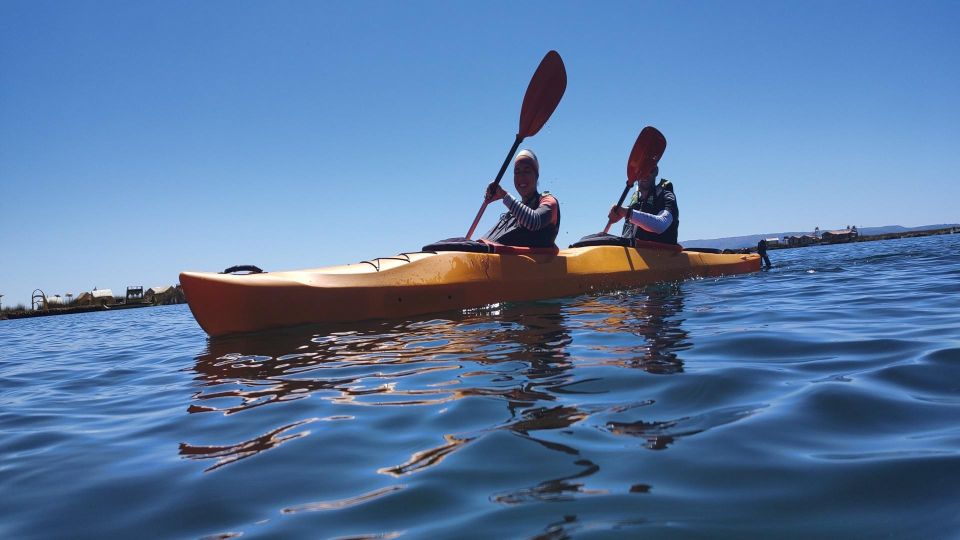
481,149,561,248
605,165,680,245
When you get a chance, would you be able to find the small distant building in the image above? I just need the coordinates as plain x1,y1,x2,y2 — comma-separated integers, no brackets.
764,237,781,248
145,285,186,305
126,286,144,302
92,289,114,301
76,289,115,306
821,228,859,243
146,285,171,296
786,234,819,247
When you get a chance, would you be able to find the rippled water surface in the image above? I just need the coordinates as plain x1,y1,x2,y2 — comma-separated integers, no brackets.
3,234,960,539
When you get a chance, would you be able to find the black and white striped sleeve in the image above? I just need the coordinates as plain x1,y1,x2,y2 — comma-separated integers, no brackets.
502,194,556,231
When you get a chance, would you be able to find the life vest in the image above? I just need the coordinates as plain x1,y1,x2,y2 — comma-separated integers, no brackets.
483,192,560,248
622,180,679,245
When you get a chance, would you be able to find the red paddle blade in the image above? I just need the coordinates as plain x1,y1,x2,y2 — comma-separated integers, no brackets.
518,50,567,138
627,126,667,183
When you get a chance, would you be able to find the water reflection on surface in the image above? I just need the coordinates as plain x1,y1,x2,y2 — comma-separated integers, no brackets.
185,286,694,476
567,283,690,374
181,283,764,537
180,419,315,472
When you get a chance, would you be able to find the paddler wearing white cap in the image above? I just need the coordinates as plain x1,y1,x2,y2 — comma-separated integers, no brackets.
481,149,561,248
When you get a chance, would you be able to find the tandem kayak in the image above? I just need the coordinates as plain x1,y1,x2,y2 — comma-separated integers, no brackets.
180,241,761,337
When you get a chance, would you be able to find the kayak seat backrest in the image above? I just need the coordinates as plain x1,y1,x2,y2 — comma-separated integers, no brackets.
422,237,494,253
569,233,683,253
421,237,559,256
569,233,633,248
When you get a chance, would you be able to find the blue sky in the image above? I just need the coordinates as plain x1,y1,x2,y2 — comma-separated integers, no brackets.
2,0,958,308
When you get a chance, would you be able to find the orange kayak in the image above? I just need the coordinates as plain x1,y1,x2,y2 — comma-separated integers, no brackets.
180,244,760,337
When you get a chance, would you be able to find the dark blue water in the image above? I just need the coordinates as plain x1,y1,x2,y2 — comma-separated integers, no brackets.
2,234,959,539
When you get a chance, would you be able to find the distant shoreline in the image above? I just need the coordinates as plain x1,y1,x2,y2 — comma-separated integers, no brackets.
682,223,960,251
0,301,162,321
762,225,958,252
1,287,186,321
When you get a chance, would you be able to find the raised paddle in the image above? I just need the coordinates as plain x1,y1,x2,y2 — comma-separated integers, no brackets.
465,50,567,239
602,126,667,234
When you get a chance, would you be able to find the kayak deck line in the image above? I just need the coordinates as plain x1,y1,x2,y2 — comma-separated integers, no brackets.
180,245,761,337
358,252,427,272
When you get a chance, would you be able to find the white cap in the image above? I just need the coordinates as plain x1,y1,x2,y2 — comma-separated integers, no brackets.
514,149,539,173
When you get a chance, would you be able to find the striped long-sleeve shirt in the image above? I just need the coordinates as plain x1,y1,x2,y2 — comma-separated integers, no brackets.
502,192,559,230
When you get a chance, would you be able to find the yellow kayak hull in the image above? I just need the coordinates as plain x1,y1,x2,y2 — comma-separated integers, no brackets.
180,245,760,337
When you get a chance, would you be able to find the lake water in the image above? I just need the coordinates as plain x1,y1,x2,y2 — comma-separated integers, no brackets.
2,234,959,539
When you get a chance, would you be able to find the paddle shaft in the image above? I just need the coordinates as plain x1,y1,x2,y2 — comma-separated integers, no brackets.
465,134,523,239
601,183,634,234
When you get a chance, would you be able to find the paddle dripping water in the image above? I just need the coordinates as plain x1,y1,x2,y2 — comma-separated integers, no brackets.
1,234,959,538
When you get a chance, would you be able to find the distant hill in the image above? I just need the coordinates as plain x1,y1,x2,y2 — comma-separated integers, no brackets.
681,224,959,250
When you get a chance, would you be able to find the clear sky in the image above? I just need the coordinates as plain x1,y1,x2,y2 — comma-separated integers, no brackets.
2,1,958,308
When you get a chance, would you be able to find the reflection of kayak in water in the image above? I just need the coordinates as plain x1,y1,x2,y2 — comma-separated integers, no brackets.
180,242,761,337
